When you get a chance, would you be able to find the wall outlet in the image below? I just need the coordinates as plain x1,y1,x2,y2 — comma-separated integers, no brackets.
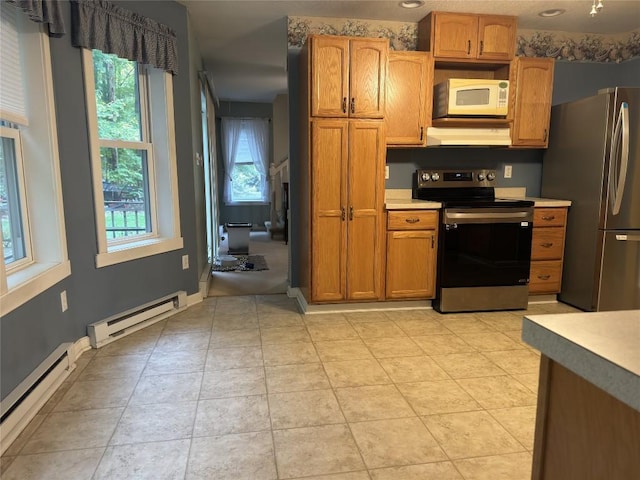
385,165,390,180
182,254,189,270
504,165,513,179
60,290,68,312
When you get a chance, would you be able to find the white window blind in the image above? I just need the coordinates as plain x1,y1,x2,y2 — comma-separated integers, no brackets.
0,3,28,126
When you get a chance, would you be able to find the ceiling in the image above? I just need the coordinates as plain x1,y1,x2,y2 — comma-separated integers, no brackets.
179,1,640,103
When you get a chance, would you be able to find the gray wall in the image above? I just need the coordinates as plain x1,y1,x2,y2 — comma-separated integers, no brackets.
1,1,204,400
216,101,273,229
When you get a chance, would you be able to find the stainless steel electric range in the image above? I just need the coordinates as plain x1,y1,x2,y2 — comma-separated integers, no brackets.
413,169,534,313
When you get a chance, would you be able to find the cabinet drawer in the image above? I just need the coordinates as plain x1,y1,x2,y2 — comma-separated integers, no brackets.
534,208,567,227
529,260,562,294
531,227,565,260
387,210,438,230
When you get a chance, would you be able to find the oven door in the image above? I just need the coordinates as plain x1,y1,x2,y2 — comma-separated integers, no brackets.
439,207,534,288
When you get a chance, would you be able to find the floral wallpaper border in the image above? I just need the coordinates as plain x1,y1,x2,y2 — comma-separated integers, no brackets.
288,16,640,63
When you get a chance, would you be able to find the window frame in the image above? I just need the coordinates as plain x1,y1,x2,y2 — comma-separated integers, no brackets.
228,129,265,205
82,48,183,268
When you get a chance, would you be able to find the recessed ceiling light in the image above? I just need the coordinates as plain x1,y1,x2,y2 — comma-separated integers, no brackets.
538,8,566,17
400,1,425,8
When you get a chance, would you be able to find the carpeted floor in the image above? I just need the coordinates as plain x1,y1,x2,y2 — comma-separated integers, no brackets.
212,254,269,272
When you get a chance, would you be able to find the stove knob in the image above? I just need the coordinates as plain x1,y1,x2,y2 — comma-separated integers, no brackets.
420,172,430,182
477,173,486,181
487,172,496,181
431,173,440,181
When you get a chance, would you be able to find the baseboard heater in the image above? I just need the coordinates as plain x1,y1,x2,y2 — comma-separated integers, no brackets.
0,343,75,455
88,291,187,348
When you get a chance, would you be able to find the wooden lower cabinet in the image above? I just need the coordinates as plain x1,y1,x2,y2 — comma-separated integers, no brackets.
529,207,568,294
385,210,438,299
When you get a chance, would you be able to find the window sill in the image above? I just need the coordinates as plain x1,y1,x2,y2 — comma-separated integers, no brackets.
1,260,72,316
96,236,184,268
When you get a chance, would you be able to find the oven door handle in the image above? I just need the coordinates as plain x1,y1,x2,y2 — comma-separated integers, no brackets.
444,211,532,224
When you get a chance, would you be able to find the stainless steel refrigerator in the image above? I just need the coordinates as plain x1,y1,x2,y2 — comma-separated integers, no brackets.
541,87,639,311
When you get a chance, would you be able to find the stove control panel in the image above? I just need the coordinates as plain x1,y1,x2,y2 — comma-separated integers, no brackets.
414,169,497,189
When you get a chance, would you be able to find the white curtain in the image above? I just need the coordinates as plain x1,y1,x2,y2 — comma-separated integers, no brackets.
221,117,242,204
244,118,270,203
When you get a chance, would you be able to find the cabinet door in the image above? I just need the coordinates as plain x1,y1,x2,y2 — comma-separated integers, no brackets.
349,38,388,118
311,36,349,117
386,231,436,299
511,57,555,147
347,121,385,301
386,51,433,146
477,15,516,61
311,120,348,302
432,13,477,59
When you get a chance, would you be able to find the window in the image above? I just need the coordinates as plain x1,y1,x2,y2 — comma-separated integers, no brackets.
83,48,182,267
0,3,71,315
221,118,270,205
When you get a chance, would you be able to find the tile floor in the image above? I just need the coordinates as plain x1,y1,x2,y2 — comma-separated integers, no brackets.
0,295,580,479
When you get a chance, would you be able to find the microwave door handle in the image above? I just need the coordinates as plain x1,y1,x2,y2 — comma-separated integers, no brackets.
610,102,630,215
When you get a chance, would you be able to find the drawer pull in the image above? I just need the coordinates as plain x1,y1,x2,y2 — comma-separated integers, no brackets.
540,242,554,248
537,274,551,280
541,215,556,221
405,218,420,224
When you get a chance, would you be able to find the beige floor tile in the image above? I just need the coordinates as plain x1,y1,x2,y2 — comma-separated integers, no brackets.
129,372,203,405
209,328,261,348
441,318,495,334
482,349,541,375
511,373,539,394
453,452,533,480
334,385,414,422
1,448,104,480
457,375,537,409
143,349,207,375
474,311,524,331
397,380,482,415
262,342,319,366
193,395,270,436
423,410,525,459
393,318,452,336
95,330,159,356
502,329,534,348
313,339,373,362
110,401,197,445
212,313,259,331
154,331,211,352
352,321,407,339
430,353,506,379
186,431,276,480
362,337,423,358
258,311,304,328
370,461,464,480
201,367,266,398
273,424,364,478
345,311,390,323
215,295,257,312
2,414,47,456
303,313,349,325
350,417,446,469
292,472,370,480
457,332,524,352
78,354,148,382
383,309,433,321
163,314,213,334
269,389,345,429
411,334,476,355
206,345,264,370
53,377,137,412
378,356,450,383
323,359,391,388
21,408,123,454
265,363,330,393
488,406,537,450
38,379,74,414
0,456,15,476
95,439,190,479
307,322,360,342
261,325,311,344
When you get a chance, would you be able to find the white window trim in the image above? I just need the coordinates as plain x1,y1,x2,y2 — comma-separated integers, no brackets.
0,15,70,316
82,49,182,268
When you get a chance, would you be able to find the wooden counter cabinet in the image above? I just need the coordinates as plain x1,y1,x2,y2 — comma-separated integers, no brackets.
385,210,438,299
529,207,568,294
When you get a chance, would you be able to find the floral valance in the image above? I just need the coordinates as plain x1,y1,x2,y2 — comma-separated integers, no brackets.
70,0,178,74
7,0,65,37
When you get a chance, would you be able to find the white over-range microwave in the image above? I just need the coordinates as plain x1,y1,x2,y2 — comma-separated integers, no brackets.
433,79,509,118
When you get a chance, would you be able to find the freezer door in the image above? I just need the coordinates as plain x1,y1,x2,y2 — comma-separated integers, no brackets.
596,231,640,311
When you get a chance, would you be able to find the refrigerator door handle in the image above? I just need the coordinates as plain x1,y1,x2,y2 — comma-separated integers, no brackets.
609,102,630,215
615,234,640,242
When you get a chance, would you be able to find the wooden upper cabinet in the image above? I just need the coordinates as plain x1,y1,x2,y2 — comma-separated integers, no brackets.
385,51,433,146
510,57,555,147
309,35,388,118
419,12,516,62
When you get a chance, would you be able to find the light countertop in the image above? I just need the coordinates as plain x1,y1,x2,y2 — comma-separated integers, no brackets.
522,310,640,411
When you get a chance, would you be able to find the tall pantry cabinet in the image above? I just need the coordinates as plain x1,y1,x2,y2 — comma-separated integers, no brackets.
300,35,388,303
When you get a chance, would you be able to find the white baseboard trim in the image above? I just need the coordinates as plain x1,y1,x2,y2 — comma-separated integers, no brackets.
187,291,203,307
199,262,212,299
528,294,558,304
72,336,92,359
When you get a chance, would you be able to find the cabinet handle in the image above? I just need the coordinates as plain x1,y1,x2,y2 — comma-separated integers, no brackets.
349,206,354,220
537,274,551,280
544,129,548,142
467,40,471,55
341,207,345,221
540,242,554,248
350,97,355,114
541,215,555,221
405,218,420,224
342,97,347,114
479,40,484,55
420,126,424,141
431,234,435,248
